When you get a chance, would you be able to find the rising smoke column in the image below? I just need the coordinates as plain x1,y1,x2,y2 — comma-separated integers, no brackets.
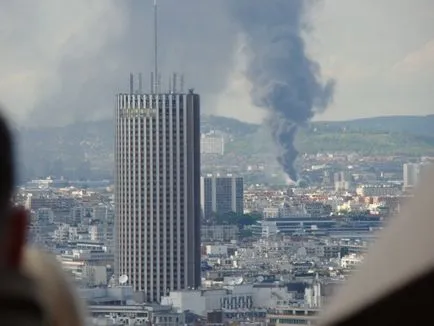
228,0,335,181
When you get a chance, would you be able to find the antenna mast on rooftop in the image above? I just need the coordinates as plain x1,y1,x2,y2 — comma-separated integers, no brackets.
180,74,185,93
129,73,134,94
138,73,143,93
153,0,159,93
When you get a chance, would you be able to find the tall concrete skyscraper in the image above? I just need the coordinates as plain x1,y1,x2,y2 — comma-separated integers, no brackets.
115,82,201,302
115,1,201,303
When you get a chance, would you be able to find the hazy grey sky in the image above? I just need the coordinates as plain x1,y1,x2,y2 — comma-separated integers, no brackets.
311,0,434,121
0,0,433,125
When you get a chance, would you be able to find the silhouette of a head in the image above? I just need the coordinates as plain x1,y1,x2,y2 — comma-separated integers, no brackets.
0,112,26,269
0,112,14,211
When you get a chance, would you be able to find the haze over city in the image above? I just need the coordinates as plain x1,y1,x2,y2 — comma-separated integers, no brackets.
1,0,433,126
0,1,433,325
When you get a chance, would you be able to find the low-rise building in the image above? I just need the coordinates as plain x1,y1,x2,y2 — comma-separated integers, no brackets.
202,225,239,242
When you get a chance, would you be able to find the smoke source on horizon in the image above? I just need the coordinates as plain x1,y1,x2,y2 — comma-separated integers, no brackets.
228,0,335,182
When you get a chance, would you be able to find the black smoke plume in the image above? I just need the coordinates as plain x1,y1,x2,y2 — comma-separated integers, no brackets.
228,0,335,181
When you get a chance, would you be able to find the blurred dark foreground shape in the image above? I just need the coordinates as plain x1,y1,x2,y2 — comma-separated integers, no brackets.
0,247,85,326
0,109,44,325
0,263,46,325
22,247,85,326
319,165,434,326
0,109,84,325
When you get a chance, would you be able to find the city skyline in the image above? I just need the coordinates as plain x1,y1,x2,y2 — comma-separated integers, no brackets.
5,0,434,324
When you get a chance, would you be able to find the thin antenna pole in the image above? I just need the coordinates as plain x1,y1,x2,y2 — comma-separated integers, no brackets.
173,73,177,93
180,74,185,93
154,0,158,93
129,73,134,94
138,73,143,93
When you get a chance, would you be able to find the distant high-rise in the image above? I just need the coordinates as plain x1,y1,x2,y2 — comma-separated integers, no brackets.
201,175,244,219
403,162,432,190
115,78,201,302
200,134,225,155
403,163,419,189
333,171,352,192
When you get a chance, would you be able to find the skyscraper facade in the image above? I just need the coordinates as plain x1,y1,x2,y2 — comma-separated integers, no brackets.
115,85,201,302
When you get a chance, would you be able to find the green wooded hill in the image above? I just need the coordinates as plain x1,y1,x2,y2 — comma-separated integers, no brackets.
315,115,434,136
17,114,434,180
203,114,434,156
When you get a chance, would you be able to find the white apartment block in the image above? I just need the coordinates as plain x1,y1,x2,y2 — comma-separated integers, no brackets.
200,134,224,155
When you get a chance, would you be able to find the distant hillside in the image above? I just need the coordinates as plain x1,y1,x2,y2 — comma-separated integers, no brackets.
296,129,434,156
201,115,259,136
17,120,114,180
15,114,434,180
202,114,434,137
204,114,434,156
315,115,434,136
